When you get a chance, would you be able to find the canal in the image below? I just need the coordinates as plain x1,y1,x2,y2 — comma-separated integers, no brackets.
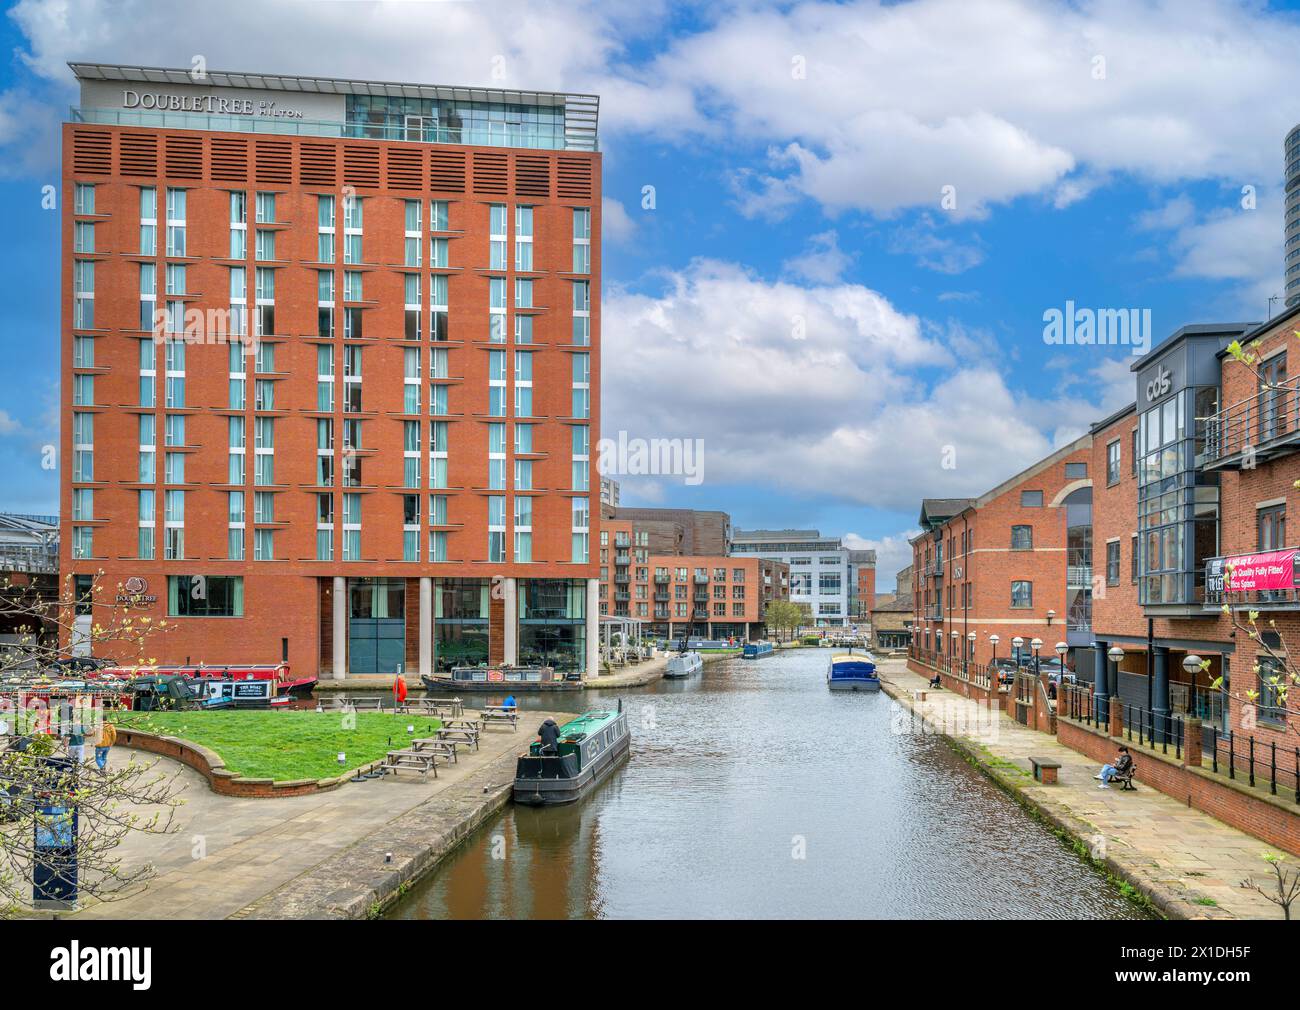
389,649,1149,919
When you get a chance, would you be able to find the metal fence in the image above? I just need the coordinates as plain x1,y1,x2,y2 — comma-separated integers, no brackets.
1202,726,1300,803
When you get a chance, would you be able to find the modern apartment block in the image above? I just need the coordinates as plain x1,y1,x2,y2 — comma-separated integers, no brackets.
730,529,870,627
598,509,786,639
61,63,602,678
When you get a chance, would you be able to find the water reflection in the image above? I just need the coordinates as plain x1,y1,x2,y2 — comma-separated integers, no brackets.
390,650,1150,919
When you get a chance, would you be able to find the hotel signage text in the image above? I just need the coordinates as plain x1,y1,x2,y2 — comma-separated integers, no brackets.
122,90,305,120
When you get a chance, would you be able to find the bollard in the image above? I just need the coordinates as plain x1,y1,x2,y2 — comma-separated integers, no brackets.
1109,702,1123,739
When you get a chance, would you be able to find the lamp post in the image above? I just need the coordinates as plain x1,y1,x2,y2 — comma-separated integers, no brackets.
966,630,976,678
1031,637,1043,678
1183,653,1202,725
1107,645,1125,725
1011,636,1024,670
1046,609,1056,627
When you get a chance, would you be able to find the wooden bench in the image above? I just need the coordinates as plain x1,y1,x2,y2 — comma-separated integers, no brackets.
420,697,464,717
342,696,386,711
1029,756,1061,785
382,749,437,778
1112,762,1137,791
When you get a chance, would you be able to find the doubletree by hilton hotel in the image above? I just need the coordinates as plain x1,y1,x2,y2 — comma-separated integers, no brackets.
60,63,603,678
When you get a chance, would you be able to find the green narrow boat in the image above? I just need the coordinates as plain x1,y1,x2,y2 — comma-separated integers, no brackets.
513,707,631,806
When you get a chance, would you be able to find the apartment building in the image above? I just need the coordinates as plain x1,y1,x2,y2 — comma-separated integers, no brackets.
730,529,870,627
61,63,602,678
598,510,786,639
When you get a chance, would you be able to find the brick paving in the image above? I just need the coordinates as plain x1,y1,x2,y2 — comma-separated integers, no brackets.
878,658,1287,920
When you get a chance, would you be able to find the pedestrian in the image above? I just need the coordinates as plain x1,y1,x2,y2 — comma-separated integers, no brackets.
1095,745,1133,788
537,717,561,755
502,693,517,712
95,719,117,774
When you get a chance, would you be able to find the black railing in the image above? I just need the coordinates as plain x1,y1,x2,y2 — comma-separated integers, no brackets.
1121,704,1185,760
1202,726,1300,804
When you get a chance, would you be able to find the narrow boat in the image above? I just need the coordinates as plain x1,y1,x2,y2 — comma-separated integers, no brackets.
742,641,775,660
663,651,703,679
513,707,631,806
827,653,880,691
421,664,580,692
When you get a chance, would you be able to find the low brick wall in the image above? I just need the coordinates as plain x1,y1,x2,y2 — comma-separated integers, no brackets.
1057,718,1300,858
115,727,369,799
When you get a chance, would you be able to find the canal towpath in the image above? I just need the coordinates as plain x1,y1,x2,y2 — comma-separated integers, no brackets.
876,658,1285,920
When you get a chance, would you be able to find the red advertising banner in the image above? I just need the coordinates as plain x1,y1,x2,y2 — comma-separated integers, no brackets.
1220,549,1300,591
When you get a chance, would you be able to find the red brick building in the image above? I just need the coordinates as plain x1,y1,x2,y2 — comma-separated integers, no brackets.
61,64,602,678
598,511,787,640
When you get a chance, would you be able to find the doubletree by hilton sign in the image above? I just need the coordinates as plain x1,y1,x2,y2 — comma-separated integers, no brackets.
121,89,305,120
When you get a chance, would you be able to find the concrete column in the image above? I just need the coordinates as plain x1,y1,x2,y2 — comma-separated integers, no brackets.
1092,640,1108,724
585,578,599,679
332,576,347,679
1153,645,1170,741
418,577,432,680
503,577,518,666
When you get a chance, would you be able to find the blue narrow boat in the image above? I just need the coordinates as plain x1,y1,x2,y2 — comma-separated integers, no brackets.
742,641,775,660
827,653,879,691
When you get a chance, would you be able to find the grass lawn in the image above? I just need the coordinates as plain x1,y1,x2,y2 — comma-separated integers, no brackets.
109,709,443,781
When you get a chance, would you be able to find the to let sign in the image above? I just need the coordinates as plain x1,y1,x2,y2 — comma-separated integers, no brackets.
1207,549,1300,593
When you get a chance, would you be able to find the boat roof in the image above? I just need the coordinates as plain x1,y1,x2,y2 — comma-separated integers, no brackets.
560,710,620,737
830,653,875,663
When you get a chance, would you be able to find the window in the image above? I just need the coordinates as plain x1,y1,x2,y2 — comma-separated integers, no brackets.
1130,428,1138,476
1065,462,1087,480
1106,540,1120,586
1010,525,1032,550
1131,534,1139,583
1258,632,1287,726
1106,440,1121,485
167,575,244,617
1020,490,1043,507
1010,581,1033,608
1258,503,1286,551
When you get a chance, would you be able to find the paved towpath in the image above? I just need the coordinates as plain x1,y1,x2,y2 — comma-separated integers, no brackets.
65,710,561,920
879,658,1286,920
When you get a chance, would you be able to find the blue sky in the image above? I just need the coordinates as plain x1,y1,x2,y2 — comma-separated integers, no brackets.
2,0,1299,583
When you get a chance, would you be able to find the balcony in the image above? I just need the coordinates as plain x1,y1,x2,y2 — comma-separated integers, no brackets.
654,572,670,584
614,591,631,603
614,553,631,566
925,606,944,621
694,574,709,584
1204,547,1300,610
614,571,630,584
654,591,670,602
1198,379,1300,470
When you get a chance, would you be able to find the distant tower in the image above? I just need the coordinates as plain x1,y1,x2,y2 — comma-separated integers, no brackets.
1288,123,1300,309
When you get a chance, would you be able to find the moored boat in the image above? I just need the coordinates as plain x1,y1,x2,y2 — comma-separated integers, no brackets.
513,707,631,806
827,653,880,691
663,651,703,678
421,664,580,692
742,641,775,660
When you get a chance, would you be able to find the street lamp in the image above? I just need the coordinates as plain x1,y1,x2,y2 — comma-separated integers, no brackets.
966,630,976,676
1046,609,1056,626
1012,636,1024,669
1183,654,1203,720
1031,637,1043,677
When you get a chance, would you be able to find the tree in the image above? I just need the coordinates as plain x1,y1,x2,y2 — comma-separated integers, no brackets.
764,600,803,642
1240,852,1300,920
0,570,181,918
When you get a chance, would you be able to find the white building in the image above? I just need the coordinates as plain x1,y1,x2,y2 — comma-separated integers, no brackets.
731,529,871,628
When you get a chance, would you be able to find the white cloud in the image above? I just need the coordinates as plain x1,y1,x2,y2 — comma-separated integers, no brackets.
603,262,1129,511
601,196,636,245
644,0,1300,218
889,216,986,274
844,530,920,588
782,230,852,284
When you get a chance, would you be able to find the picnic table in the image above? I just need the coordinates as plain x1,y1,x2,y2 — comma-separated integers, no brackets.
419,696,464,717
411,737,458,763
341,696,387,711
436,723,480,751
481,705,519,730
381,749,438,778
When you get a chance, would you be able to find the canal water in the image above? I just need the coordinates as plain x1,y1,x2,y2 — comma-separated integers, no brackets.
389,649,1148,919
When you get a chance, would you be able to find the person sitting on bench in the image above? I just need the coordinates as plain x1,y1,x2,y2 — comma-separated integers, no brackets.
537,717,561,755
929,674,942,689
1095,745,1133,789
501,694,517,712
